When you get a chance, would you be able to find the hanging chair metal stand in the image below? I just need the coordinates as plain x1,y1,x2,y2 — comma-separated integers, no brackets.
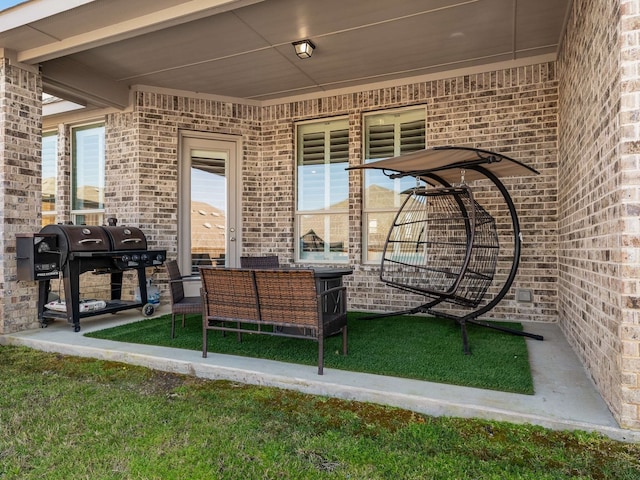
351,147,544,354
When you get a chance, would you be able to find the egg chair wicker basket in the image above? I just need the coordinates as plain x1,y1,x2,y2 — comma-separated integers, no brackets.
381,184,498,308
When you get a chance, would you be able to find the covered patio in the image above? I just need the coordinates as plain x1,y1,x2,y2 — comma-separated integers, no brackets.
1,0,640,432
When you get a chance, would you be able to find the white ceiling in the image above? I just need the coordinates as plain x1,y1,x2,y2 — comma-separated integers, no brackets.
0,0,571,109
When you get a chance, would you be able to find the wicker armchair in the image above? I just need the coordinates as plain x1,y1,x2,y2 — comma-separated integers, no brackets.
239,255,280,269
166,260,202,338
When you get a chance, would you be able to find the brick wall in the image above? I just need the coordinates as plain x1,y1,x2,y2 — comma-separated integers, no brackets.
109,66,558,321
557,0,637,428
14,62,559,334
54,124,71,224
38,94,265,308
620,0,640,429
259,64,558,322
113,91,262,261
0,57,42,333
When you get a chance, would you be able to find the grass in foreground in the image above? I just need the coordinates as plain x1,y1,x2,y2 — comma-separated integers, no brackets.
86,312,534,394
0,346,638,479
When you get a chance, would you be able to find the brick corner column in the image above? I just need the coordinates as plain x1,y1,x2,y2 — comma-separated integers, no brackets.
0,54,43,334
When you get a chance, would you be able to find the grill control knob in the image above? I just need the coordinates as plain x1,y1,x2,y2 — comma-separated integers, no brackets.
141,254,149,261
131,254,140,262
121,254,130,262
156,253,165,262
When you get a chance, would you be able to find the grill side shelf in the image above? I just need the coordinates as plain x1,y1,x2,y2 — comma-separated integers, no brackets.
41,300,147,321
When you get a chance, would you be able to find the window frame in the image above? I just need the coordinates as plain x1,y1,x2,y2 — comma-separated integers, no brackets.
294,116,350,264
71,122,105,226
362,106,427,264
41,130,58,227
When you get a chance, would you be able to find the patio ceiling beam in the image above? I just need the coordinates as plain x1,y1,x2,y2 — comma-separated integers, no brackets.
17,0,264,64
41,57,129,109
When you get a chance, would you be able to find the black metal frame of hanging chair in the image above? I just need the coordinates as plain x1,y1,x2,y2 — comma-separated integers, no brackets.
348,146,544,354
381,183,498,309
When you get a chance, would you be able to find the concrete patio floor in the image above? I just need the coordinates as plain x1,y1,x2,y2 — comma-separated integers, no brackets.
2,305,639,443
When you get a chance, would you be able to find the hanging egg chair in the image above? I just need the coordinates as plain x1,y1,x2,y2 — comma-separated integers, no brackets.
382,184,499,308
348,146,544,353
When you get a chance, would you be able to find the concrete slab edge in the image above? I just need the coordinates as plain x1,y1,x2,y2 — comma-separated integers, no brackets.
3,334,639,443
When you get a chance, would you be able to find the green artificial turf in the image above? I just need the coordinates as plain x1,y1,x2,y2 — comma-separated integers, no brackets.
86,312,534,394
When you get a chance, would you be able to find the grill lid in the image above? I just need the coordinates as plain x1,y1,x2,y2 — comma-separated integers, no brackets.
40,225,111,252
39,224,149,253
103,226,147,251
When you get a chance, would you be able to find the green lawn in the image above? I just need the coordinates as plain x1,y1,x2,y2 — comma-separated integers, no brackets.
1,346,639,479
87,312,534,394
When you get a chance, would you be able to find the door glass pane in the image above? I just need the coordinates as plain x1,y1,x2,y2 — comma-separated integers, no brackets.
191,150,226,273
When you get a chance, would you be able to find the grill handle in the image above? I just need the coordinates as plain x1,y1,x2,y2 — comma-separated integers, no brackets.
121,238,142,243
78,239,103,244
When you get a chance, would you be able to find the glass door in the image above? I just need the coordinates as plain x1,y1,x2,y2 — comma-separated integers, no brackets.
179,133,242,274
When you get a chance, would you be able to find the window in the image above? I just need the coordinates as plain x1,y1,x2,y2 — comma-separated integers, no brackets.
363,108,426,263
296,118,349,263
71,123,105,225
41,131,57,227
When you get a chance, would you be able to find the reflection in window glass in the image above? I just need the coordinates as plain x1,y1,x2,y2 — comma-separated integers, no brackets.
72,213,104,226
296,118,349,262
363,108,426,263
42,131,57,227
298,214,348,262
364,211,397,261
190,152,227,272
72,123,104,225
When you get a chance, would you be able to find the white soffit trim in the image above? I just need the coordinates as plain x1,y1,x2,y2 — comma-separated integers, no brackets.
42,99,85,117
0,0,96,31
16,0,264,63
42,105,121,129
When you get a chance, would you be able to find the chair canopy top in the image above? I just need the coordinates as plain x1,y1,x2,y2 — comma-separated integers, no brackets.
347,146,539,184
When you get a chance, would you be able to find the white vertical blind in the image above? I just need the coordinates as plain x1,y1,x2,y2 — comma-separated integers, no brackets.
363,108,426,263
296,118,349,262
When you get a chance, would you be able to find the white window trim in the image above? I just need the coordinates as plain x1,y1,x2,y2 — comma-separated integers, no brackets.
294,116,350,264
41,130,58,225
362,106,427,264
70,121,105,225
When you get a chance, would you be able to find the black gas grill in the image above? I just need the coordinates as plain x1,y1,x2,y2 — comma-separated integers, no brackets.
17,222,166,332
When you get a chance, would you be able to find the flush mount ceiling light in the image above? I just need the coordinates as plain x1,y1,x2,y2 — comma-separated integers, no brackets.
292,39,315,59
